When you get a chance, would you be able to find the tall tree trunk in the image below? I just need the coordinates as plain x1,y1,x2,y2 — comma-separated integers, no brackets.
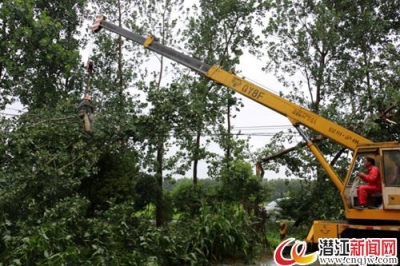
154,9,166,227
0,22,4,84
155,142,164,226
226,95,231,170
192,131,201,185
117,0,124,114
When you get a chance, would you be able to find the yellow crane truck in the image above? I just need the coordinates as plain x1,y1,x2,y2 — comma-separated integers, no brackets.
91,14,400,253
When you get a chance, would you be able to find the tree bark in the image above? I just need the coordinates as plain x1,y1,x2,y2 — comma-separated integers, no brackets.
155,142,164,227
192,132,201,185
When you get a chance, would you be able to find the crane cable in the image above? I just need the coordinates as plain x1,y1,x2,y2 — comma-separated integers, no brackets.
84,59,94,99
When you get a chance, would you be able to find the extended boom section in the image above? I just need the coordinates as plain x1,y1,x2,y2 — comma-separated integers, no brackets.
92,15,211,75
92,15,372,151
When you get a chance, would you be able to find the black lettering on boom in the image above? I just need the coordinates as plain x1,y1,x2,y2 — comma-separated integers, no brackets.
292,109,317,124
242,85,264,100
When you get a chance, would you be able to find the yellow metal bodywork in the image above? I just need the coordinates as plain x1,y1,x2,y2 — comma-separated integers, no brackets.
204,66,373,193
205,66,373,151
345,208,400,220
340,143,400,221
388,195,400,205
143,35,155,48
307,220,400,245
307,221,341,240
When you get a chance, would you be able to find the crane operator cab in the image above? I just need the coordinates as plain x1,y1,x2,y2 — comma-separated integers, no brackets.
344,146,400,211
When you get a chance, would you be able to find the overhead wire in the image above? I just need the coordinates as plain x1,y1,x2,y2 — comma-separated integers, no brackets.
233,125,292,129
0,110,293,135
2,109,294,137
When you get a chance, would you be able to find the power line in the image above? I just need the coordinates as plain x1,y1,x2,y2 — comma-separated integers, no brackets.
233,125,292,129
1,109,294,136
233,128,292,132
169,130,298,137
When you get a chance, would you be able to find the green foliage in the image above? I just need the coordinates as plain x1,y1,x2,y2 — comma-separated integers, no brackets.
133,223,189,266
171,178,206,217
184,204,260,263
1,199,145,265
218,161,268,206
264,178,297,201
187,0,266,64
256,1,400,240
133,173,158,211
279,177,344,227
1,0,266,264
79,150,138,216
2,196,83,264
262,177,343,228
1,108,95,220
161,192,175,223
264,0,400,139
0,0,85,110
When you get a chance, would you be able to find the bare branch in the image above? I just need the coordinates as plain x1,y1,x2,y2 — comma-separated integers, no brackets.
261,136,325,162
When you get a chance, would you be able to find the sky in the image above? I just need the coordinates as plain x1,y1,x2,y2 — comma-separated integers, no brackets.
235,53,294,149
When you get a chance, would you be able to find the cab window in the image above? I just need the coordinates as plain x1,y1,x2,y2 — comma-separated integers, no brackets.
382,150,400,186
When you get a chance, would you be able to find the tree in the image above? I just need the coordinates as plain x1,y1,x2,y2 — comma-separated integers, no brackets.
80,0,143,217
218,161,267,212
264,0,400,141
0,0,88,220
171,178,205,216
126,0,188,226
0,1,286,263
180,0,267,182
0,0,86,110
260,0,400,222
0,0,144,262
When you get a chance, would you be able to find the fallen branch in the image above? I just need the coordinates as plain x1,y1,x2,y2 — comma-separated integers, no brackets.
260,136,326,163
26,115,77,128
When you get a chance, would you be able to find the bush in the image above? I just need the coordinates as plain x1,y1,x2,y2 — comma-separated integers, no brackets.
171,179,205,217
182,204,260,264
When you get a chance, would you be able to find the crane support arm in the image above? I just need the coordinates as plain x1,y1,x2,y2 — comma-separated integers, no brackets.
204,66,372,150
